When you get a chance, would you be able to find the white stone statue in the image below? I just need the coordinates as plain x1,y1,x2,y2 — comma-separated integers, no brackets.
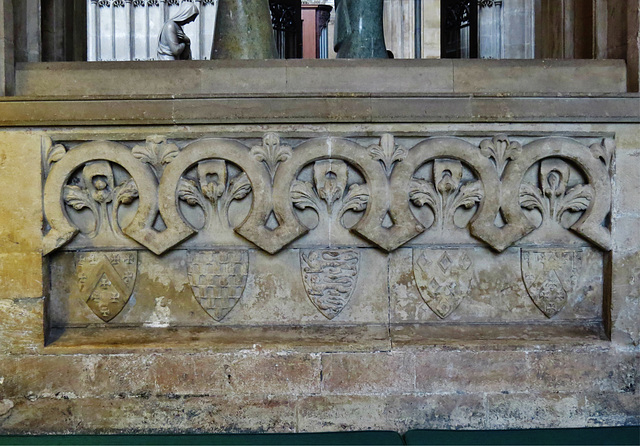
157,3,199,60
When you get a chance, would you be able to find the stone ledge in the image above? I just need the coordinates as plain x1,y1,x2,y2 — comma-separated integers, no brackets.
14,59,628,97
0,96,638,126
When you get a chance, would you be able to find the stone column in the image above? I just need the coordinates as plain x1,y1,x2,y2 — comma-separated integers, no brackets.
0,0,15,96
211,0,277,60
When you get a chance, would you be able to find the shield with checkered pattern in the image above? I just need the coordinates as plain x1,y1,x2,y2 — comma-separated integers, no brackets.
187,250,249,322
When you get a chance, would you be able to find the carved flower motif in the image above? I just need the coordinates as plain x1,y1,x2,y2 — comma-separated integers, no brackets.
479,134,521,177
368,134,407,177
409,159,484,231
519,159,593,227
132,136,180,179
63,162,139,240
251,133,292,183
291,159,369,230
178,159,251,231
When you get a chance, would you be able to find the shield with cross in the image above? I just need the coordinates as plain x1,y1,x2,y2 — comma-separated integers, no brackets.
186,250,249,322
75,251,138,322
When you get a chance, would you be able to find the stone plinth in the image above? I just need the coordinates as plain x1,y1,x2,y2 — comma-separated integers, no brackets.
0,61,638,434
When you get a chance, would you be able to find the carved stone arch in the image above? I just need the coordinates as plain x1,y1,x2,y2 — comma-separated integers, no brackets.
271,137,391,252
387,137,502,251
43,141,159,255
157,138,274,254
501,137,612,251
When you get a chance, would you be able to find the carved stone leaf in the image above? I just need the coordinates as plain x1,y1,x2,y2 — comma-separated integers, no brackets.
291,180,321,213
114,178,139,206
251,133,292,182
450,181,484,211
409,178,438,211
220,172,252,216
368,134,407,177
47,144,67,167
519,183,545,212
177,178,206,210
64,185,96,212
339,184,369,218
590,138,615,174
132,137,179,178
480,135,521,176
558,184,593,215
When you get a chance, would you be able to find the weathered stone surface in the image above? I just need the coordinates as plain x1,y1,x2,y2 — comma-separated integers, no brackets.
528,349,638,393
614,149,640,215
485,393,586,429
296,394,486,432
321,353,415,395
414,350,529,394
0,396,297,434
0,253,42,299
0,299,43,355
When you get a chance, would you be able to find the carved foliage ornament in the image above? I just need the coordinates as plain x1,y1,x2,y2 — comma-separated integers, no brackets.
43,134,614,257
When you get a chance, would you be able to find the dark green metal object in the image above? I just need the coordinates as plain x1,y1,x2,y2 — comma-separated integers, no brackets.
211,0,278,59
334,0,388,59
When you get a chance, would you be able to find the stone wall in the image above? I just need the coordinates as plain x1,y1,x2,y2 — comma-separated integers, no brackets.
0,60,638,434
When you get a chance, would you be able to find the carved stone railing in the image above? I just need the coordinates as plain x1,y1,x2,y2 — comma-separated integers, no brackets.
42,133,613,328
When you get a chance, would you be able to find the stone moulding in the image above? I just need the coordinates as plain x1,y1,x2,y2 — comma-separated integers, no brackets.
43,133,614,257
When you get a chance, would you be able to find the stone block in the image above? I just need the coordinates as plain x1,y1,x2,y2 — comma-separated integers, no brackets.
321,352,415,395
0,253,42,299
384,394,486,431
414,350,529,394
0,396,297,434
611,250,640,345
614,149,640,215
580,391,640,426
285,59,454,94
151,352,321,396
453,60,627,94
0,131,42,254
484,393,586,429
296,394,485,432
0,298,43,354
528,349,637,393
0,355,91,399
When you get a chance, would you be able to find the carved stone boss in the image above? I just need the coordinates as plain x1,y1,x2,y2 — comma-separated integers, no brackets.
43,134,614,322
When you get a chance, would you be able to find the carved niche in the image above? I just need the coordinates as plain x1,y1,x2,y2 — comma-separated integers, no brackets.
43,134,614,322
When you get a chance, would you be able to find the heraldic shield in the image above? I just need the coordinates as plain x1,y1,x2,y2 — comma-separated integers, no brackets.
76,251,138,322
300,249,360,320
187,250,249,322
521,249,582,318
413,248,474,319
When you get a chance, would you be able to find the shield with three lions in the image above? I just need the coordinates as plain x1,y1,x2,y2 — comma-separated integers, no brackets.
300,249,360,320
521,249,582,318
187,250,249,322
76,251,138,322
412,248,474,319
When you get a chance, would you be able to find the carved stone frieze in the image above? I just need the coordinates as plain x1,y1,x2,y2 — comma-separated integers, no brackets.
43,134,614,256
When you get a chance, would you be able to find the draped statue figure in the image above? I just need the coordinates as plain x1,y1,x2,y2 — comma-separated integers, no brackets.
157,3,200,60
334,0,388,58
